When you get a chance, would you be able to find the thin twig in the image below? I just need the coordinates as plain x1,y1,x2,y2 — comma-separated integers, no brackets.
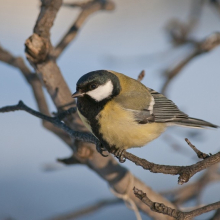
185,138,210,159
210,0,220,18
166,0,203,46
210,208,220,220
161,50,198,94
161,32,220,94
53,0,115,58
0,101,97,145
137,70,145,81
46,198,122,220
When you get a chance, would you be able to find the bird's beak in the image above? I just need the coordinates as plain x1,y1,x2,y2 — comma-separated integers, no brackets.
71,90,84,98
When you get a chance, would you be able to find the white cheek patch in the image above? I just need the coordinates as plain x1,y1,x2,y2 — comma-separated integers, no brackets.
86,80,113,101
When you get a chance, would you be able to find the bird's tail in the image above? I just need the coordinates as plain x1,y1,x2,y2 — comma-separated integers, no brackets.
169,117,219,129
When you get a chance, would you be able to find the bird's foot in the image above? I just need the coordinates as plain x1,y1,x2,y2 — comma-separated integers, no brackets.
111,148,126,163
96,142,108,157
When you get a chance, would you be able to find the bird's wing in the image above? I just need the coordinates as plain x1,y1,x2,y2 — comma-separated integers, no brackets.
115,87,217,128
147,88,188,123
116,88,188,124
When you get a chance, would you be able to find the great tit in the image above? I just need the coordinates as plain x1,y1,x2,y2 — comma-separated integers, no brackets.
72,70,218,154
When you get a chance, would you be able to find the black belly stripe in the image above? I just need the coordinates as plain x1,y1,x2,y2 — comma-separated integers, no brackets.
77,95,113,150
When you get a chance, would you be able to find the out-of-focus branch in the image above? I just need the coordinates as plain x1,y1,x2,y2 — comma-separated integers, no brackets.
0,45,33,80
53,0,115,58
210,208,220,220
165,0,204,46
137,70,145,81
210,0,220,17
63,0,94,8
161,32,220,94
161,50,198,94
46,198,122,220
0,45,73,146
161,164,220,205
134,187,220,220
162,134,193,158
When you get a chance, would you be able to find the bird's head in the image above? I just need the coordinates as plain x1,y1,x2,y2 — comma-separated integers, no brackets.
72,70,121,102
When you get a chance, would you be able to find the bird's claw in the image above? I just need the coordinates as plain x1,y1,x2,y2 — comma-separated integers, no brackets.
96,143,108,157
111,148,126,163
96,143,126,162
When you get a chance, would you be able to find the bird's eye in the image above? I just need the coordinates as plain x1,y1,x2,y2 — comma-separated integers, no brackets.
90,84,97,90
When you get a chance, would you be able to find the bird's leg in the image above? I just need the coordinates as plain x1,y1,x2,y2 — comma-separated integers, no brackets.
96,142,108,157
110,147,126,163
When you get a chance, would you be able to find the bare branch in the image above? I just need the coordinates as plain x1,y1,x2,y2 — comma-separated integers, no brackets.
122,145,220,185
0,101,98,145
210,0,220,18
0,45,73,145
63,1,94,9
210,208,220,220
46,198,122,220
0,45,34,82
57,155,82,165
185,138,210,159
166,0,204,46
53,0,115,58
134,187,220,220
161,32,220,94
161,164,220,205
162,1,220,94
137,70,145,81
161,50,198,94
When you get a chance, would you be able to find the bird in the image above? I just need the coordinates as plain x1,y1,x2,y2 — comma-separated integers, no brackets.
72,70,218,161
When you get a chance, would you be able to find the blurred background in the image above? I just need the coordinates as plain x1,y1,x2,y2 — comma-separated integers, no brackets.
0,0,220,219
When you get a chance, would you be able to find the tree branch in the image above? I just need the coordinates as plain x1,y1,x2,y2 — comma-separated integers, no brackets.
46,198,122,220
185,138,210,159
137,70,145,81
133,187,220,220
0,45,73,146
123,148,220,185
53,0,115,58
161,164,220,206
210,208,220,220
0,101,97,145
161,32,220,94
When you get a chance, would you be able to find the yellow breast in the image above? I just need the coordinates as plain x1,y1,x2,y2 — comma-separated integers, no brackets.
98,100,166,149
